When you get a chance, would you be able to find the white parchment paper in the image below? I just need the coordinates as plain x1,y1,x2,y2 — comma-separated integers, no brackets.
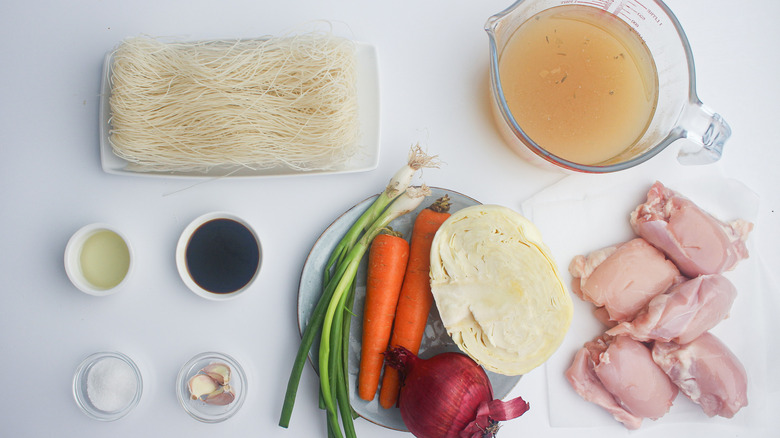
520,154,769,432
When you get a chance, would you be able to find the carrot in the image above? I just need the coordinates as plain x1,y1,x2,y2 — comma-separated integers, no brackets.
379,195,452,409
358,228,410,401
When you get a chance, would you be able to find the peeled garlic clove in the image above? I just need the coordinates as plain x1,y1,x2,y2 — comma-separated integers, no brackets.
201,362,231,385
188,374,219,400
204,385,236,406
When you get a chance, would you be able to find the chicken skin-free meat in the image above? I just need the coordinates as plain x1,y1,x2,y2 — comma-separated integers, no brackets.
607,274,737,344
630,181,753,277
566,341,643,429
569,238,681,322
652,332,748,418
566,335,678,429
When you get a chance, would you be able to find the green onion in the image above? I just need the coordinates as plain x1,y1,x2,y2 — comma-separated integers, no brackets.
318,187,431,437
323,145,438,283
279,145,439,434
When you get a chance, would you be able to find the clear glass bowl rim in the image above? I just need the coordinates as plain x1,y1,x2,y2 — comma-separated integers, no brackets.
72,351,143,421
175,351,248,423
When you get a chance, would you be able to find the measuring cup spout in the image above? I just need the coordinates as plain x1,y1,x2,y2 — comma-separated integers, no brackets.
676,103,731,165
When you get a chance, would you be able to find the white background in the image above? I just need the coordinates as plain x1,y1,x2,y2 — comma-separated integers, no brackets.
0,1,777,437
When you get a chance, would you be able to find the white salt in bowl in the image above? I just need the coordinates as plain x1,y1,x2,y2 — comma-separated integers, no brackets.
72,351,143,421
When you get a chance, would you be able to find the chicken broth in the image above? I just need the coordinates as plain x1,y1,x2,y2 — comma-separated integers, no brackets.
498,5,658,165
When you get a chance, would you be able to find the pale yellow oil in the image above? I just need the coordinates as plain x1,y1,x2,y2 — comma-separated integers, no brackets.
498,5,658,165
80,230,130,290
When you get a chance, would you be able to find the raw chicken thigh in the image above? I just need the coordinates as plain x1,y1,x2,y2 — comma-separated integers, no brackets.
569,238,680,322
566,181,752,429
652,332,748,418
607,274,737,344
566,335,678,429
630,181,753,277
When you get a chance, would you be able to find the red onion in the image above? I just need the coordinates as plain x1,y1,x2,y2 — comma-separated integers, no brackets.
384,346,529,438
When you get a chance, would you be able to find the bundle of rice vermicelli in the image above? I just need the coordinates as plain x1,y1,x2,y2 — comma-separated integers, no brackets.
107,33,360,173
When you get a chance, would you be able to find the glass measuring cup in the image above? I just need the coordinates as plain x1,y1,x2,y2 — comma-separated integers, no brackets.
486,0,731,173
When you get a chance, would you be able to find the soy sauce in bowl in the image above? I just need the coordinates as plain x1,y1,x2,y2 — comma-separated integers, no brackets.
176,213,261,300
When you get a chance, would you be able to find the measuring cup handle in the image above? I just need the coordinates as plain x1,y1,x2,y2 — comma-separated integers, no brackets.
676,103,732,165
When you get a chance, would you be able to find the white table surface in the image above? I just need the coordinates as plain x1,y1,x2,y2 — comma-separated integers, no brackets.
1,1,777,437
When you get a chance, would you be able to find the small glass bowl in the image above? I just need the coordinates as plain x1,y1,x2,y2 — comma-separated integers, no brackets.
176,352,247,423
73,351,143,421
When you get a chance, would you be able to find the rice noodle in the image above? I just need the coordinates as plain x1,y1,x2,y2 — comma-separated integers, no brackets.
107,34,360,173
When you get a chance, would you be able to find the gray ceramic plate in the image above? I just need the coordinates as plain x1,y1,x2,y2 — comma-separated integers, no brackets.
297,187,522,431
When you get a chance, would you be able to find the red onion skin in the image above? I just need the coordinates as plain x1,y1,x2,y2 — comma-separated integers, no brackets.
384,346,529,438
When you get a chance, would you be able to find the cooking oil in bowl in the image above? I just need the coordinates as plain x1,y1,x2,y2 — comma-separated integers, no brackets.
80,230,131,290
497,5,658,165
65,224,133,296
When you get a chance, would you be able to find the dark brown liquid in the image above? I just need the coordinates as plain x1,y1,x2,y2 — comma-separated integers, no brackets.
185,218,260,294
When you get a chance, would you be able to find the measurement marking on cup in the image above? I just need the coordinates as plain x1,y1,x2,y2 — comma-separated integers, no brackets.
568,0,614,8
624,2,645,21
626,0,663,26
618,10,641,28
631,0,648,11
644,6,662,24
571,0,606,8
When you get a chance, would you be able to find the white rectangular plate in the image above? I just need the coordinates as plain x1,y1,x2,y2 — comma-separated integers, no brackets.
99,41,380,178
